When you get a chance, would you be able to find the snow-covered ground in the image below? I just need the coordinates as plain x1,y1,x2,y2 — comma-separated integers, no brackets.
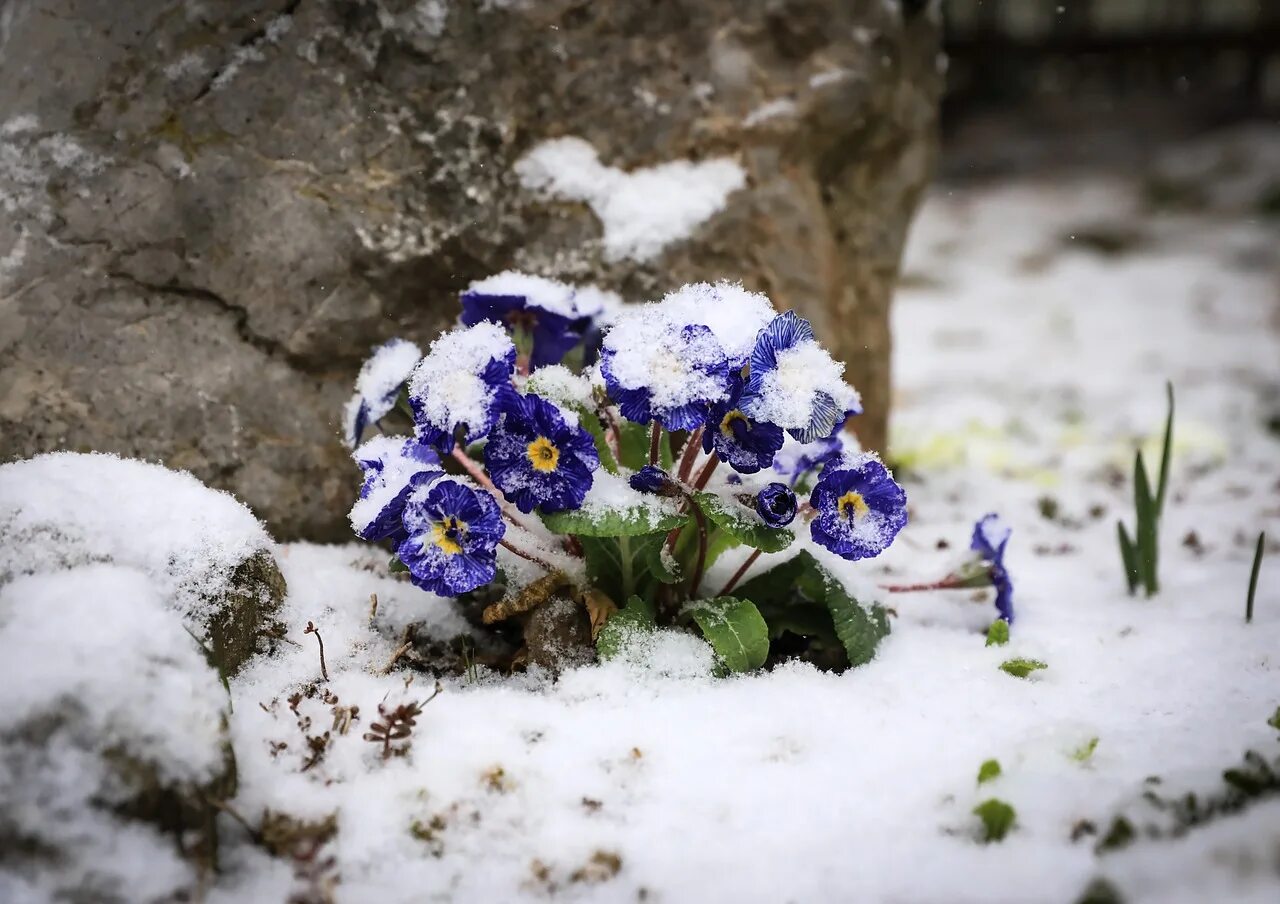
103,130,1280,902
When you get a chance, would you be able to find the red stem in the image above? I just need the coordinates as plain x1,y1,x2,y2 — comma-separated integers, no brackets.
692,452,720,491
500,538,557,572
649,422,662,466
450,446,542,536
676,426,704,484
718,548,762,597
879,576,968,593
596,404,624,465
688,501,710,598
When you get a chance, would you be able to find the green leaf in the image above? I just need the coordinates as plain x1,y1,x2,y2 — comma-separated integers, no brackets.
973,798,1016,843
999,658,1048,679
686,596,770,673
616,420,651,471
977,759,1002,785
1134,451,1159,596
542,504,686,537
642,535,682,585
694,492,794,553
1266,706,1280,732
389,555,409,574
702,528,741,570
1070,737,1100,763
1116,520,1139,595
1155,380,1174,516
985,619,1010,647
822,575,891,668
1246,531,1265,624
596,595,657,661
579,409,619,474
738,550,890,670
579,533,672,603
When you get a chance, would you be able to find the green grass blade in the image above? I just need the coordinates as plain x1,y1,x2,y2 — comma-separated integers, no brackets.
1246,531,1265,624
1117,521,1139,595
1155,381,1175,516
1134,452,1159,595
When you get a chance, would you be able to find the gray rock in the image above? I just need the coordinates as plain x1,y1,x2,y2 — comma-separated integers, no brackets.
0,0,943,540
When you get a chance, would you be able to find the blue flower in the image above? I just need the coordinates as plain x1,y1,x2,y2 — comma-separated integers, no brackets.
809,454,908,561
349,437,441,543
742,311,862,443
972,513,1014,624
342,339,422,447
755,483,797,528
629,465,678,496
772,433,846,487
408,323,516,452
600,318,732,431
397,478,505,596
461,273,592,369
484,392,599,514
701,375,785,474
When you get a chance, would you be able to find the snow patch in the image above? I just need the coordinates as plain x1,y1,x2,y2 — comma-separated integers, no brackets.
515,136,746,262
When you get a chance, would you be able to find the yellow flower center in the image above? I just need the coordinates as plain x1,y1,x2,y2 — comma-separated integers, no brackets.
526,436,560,473
432,516,465,555
838,490,870,521
719,409,749,438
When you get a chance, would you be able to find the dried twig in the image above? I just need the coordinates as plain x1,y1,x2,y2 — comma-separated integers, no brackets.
362,683,442,759
303,622,329,681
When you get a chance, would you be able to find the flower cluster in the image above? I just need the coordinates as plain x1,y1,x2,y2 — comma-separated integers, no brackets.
341,273,926,675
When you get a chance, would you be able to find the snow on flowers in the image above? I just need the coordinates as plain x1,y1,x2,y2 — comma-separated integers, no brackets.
340,275,1013,672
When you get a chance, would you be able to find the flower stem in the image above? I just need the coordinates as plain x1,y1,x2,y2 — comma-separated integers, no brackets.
499,538,557,573
718,548,762,597
692,452,720,491
676,427,704,484
649,422,662,466
879,576,970,593
449,446,543,536
688,501,710,598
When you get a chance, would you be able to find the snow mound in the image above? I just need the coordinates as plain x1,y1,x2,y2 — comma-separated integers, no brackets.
0,566,232,903
0,452,275,627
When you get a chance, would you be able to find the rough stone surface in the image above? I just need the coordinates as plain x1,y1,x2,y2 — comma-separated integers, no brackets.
0,0,943,540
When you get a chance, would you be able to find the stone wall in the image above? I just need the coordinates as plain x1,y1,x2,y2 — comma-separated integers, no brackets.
0,0,942,539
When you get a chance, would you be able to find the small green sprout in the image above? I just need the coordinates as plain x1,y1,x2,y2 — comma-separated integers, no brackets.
1000,658,1048,679
1246,531,1265,624
973,798,1016,843
1117,382,1174,597
1071,737,1100,763
977,759,1002,785
1267,707,1280,733
985,619,1010,647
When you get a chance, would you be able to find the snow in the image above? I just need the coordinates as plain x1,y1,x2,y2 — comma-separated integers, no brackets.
7,130,1280,903
658,280,777,366
0,452,274,627
407,322,514,437
0,565,229,903
602,305,734,411
525,364,595,411
515,136,746,262
347,436,439,537
744,338,862,433
465,270,579,318
342,338,422,446
578,468,684,530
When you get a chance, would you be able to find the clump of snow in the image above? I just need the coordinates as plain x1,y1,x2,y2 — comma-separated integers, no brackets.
210,15,293,92
578,469,683,529
745,338,862,433
342,338,422,446
465,270,579,318
659,280,777,365
347,435,440,536
0,453,274,627
0,566,229,903
524,364,595,411
601,305,732,411
742,97,797,128
407,322,514,438
515,136,746,262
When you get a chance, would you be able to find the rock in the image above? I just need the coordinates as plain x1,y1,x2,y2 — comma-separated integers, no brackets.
0,452,286,675
0,0,943,540
0,566,235,903
524,597,595,673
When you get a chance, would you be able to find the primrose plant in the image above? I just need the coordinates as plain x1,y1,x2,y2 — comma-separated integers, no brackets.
344,273,1012,674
